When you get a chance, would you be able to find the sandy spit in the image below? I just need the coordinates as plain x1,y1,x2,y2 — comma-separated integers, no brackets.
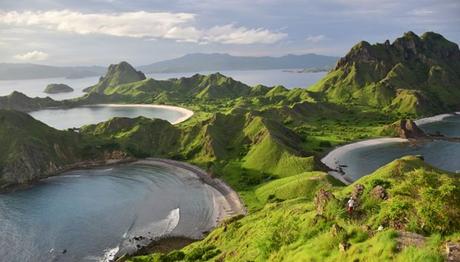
89,104,194,124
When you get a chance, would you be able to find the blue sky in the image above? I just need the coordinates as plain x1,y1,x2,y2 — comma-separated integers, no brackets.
0,0,459,66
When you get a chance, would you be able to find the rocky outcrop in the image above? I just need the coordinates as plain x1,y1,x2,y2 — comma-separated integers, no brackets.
370,185,388,200
381,119,427,139
44,83,74,94
314,189,336,216
398,119,427,139
84,61,146,93
313,31,460,115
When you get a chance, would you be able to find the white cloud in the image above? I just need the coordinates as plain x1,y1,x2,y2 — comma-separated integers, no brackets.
0,10,286,45
14,50,49,61
205,24,287,44
305,35,326,43
407,8,434,16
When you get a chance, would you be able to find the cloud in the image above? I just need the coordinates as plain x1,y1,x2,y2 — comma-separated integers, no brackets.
14,50,49,61
0,10,286,45
305,35,326,43
407,8,434,16
205,24,287,44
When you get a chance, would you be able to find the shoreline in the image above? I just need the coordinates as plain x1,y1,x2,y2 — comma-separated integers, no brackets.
321,138,408,185
321,111,460,184
1,156,246,261
139,158,247,224
414,112,459,126
113,158,246,261
88,104,194,124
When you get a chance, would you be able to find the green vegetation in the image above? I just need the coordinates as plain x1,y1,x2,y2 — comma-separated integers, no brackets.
130,157,459,261
0,31,459,260
44,83,74,94
311,31,460,116
84,61,146,93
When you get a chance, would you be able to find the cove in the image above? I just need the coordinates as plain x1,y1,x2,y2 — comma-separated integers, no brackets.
322,113,460,182
28,104,194,130
0,161,225,262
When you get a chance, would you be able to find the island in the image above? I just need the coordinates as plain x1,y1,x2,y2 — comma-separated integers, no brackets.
44,83,74,94
0,31,459,261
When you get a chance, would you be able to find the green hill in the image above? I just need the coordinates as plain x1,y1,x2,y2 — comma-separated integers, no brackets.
130,156,460,261
0,91,62,112
0,110,82,187
312,32,460,116
84,61,146,93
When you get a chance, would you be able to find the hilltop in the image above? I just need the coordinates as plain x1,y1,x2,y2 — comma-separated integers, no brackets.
312,32,460,116
0,91,62,111
83,61,146,93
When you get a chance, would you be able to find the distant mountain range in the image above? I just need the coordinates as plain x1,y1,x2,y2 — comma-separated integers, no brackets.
0,53,338,80
137,53,338,73
0,63,106,80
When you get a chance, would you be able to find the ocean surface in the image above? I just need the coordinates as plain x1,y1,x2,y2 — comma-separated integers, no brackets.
29,105,188,130
0,70,326,100
0,163,216,262
322,116,460,180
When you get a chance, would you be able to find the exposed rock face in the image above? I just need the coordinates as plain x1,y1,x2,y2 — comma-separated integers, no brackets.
313,31,460,115
84,61,146,93
398,119,427,139
370,185,388,200
352,184,365,198
446,242,460,261
314,188,336,215
44,83,74,94
381,119,427,139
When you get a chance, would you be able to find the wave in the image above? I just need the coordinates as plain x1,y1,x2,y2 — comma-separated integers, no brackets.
99,246,119,262
162,208,180,235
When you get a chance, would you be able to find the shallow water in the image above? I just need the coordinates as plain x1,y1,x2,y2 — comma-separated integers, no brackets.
0,163,216,262
0,70,325,100
29,105,188,129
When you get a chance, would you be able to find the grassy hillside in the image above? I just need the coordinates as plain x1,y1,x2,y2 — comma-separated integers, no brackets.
130,156,459,261
0,110,82,187
84,61,146,93
312,32,460,116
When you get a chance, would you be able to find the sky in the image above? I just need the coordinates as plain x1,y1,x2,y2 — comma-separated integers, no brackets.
0,0,459,66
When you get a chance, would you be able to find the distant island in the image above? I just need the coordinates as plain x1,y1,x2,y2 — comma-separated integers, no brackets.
282,66,332,73
44,83,74,94
0,63,106,80
138,53,338,73
0,53,338,80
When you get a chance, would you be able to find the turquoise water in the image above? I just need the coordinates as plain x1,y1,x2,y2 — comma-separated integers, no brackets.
29,105,187,130
0,163,216,262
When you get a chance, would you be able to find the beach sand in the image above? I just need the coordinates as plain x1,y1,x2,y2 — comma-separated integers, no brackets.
92,104,194,124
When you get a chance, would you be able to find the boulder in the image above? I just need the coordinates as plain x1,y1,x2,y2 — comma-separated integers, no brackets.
370,185,388,200
314,189,336,215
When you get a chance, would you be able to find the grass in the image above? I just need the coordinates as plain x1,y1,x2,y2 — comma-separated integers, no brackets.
128,156,459,262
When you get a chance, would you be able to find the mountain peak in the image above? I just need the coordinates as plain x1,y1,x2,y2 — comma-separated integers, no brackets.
312,31,460,115
84,61,146,93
